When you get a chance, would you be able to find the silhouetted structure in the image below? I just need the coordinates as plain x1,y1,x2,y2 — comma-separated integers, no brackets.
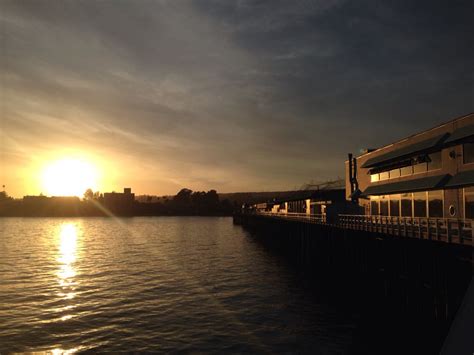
0,187,235,217
103,188,135,215
12,195,82,216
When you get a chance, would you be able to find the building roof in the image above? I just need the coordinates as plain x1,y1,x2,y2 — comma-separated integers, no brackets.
444,124,474,144
361,133,448,168
445,170,474,188
354,112,474,162
361,174,450,196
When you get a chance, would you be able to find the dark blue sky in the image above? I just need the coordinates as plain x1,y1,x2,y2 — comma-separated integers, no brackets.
1,0,473,196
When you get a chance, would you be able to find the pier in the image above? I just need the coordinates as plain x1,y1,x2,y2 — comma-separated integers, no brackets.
242,211,474,246
339,214,473,245
234,211,473,354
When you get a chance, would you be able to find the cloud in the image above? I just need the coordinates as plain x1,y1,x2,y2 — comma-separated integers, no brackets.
1,0,472,196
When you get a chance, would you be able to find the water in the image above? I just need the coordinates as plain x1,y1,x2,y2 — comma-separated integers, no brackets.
0,217,356,353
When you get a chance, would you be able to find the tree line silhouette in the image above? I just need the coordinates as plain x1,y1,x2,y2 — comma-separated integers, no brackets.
135,188,234,216
0,188,236,217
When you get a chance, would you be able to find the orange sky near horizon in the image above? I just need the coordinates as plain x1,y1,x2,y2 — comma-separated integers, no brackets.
2,150,118,198
2,146,270,199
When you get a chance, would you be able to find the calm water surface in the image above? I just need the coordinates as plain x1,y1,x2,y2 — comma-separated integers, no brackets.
0,217,356,353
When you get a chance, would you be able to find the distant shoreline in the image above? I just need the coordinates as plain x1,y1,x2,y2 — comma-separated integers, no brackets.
0,213,233,218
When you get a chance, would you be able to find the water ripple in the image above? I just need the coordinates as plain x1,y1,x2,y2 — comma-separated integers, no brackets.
0,217,356,353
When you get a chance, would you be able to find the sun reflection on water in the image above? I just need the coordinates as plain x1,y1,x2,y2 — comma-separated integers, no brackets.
57,223,80,302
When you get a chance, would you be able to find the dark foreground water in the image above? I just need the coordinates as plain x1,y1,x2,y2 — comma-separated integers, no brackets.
0,217,356,353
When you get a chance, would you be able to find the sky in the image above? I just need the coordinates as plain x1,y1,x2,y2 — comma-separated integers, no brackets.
1,0,473,197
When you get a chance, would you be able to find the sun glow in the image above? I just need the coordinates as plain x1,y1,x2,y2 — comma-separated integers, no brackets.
41,158,99,197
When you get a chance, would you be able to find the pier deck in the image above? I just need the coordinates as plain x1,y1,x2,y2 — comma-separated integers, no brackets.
242,212,474,246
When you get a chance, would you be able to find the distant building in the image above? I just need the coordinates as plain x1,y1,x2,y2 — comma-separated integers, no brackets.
346,112,474,219
21,195,81,216
103,188,135,215
23,195,48,201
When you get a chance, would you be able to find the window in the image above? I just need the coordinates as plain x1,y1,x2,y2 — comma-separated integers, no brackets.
370,196,379,215
389,168,400,179
379,171,389,181
380,195,389,216
389,194,400,217
401,193,412,217
413,192,427,217
428,151,442,170
413,162,427,174
463,143,474,164
400,165,413,176
465,187,474,219
428,190,443,218
371,173,379,182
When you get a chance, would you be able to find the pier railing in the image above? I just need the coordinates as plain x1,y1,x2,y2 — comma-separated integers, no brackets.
338,214,473,245
251,211,473,245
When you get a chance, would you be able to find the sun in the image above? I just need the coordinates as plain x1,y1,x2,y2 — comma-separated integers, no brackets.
41,158,99,197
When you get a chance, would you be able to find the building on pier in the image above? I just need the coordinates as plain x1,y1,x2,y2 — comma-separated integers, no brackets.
346,112,474,219
253,188,351,224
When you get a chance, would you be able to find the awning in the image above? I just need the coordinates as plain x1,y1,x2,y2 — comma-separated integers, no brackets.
361,133,448,168
362,174,450,196
444,124,474,144
445,170,474,188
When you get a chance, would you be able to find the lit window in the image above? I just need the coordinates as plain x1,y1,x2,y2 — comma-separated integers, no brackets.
428,190,443,218
413,162,427,174
413,192,427,217
389,194,400,217
465,187,474,218
370,196,379,215
401,193,412,217
371,174,379,182
463,143,474,164
380,195,389,216
379,171,389,181
400,165,413,176
389,169,400,179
